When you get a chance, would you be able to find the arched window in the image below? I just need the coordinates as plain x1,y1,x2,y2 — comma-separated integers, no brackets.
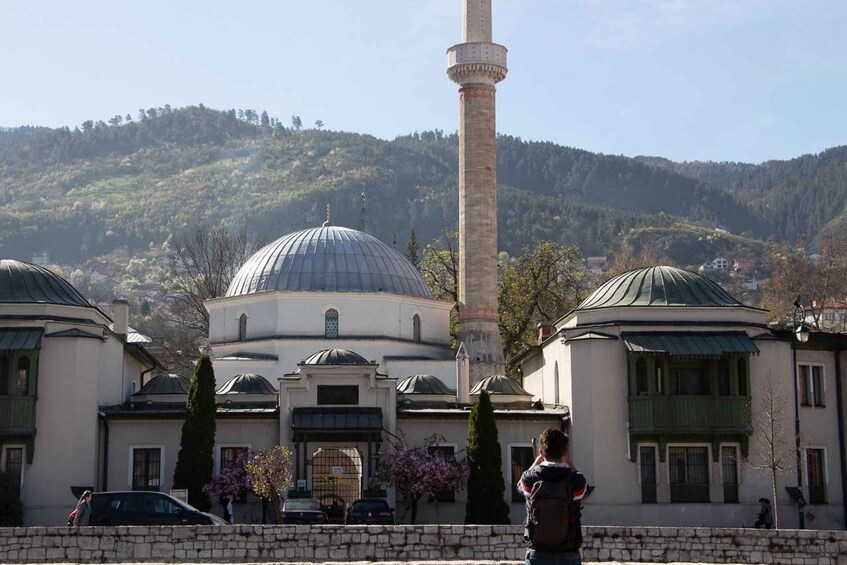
412,314,421,342
238,314,247,342
635,358,648,395
738,358,748,396
325,309,339,339
554,361,560,404
16,356,30,396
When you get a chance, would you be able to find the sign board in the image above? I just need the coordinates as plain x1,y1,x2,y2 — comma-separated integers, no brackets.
331,466,344,475
170,489,188,503
297,479,307,491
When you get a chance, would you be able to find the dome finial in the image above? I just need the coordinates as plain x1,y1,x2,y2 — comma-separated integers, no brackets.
322,203,331,227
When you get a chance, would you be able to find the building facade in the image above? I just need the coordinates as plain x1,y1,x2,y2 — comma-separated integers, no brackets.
516,266,847,530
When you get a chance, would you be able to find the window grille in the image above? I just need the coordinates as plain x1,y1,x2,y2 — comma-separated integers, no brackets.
639,446,657,503
511,446,535,502
132,448,161,491
325,309,339,338
721,446,739,503
668,446,709,502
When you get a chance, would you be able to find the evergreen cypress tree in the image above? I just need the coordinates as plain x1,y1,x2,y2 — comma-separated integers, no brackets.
464,389,510,524
406,229,420,268
172,355,217,511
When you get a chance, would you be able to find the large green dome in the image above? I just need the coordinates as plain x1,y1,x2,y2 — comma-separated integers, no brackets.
0,259,92,308
578,266,742,310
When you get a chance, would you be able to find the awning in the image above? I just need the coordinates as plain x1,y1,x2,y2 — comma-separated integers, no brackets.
622,332,759,357
0,328,44,350
292,407,382,431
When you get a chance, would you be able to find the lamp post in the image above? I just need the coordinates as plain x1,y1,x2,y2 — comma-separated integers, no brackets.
791,299,810,528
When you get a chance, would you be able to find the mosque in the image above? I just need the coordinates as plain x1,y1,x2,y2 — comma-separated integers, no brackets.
1,0,845,529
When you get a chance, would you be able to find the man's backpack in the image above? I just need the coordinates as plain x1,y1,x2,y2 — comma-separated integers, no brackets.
528,477,580,551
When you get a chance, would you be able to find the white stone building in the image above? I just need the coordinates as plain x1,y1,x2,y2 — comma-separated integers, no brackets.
515,266,846,530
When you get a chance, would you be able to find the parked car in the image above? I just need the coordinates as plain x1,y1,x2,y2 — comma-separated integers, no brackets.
345,498,394,525
280,498,326,524
88,491,227,526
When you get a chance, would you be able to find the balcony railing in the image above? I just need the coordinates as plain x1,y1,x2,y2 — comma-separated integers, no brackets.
629,395,751,435
0,395,36,433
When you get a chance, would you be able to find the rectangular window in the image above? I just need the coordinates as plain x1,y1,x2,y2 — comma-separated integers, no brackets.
718,360,730,396
132,448,161,491
639,446,657,503
220,446,248,471
670,365,707,396
2,447,24,492
510,446,535,502
0,355,9,395
721,446,739,503
668,446,709,503
798,365,825,407
428,445,456,502
799,365,811,406
807,449,826,504
316,385,359,405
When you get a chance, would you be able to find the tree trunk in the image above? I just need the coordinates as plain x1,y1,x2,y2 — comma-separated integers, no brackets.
410,498,418,525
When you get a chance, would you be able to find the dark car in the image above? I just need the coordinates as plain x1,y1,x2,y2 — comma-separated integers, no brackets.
89,491,227,526
345,498,394,525
280,498,326,524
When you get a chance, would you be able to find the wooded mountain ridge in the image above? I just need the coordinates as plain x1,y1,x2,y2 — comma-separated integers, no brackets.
1,105,845,266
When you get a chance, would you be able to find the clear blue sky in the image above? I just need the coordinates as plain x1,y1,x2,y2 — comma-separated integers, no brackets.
2,0,845,163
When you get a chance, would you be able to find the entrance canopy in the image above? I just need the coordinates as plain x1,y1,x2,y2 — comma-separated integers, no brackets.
622,332,759,357
292,407,382,432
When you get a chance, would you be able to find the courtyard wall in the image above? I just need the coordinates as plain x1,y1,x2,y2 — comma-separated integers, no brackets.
1,524,846,564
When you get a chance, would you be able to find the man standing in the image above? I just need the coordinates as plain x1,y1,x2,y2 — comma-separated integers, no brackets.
519,429,589,565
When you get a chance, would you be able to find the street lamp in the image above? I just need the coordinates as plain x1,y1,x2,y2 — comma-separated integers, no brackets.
790,297,810,528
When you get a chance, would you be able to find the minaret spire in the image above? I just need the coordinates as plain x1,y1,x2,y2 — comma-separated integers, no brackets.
447,0,508,387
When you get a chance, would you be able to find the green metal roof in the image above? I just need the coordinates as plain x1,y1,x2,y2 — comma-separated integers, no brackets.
622,332,760,357
397,374,455,395
134,374,190,395
217,373,276,395
470,375,531,396
302,348,370,366
0,328,43,350
578,266,742,310
291,407,382,431
0,260,92,308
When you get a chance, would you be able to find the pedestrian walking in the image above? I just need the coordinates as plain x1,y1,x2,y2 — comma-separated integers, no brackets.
72,490,92,527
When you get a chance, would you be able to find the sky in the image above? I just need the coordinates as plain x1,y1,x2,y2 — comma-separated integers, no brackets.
1,0,845,164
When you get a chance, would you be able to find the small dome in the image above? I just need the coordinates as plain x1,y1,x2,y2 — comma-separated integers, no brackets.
134,374,190,396
578,266,742,310
217,373,276,395
302,348,370,366
397,375,455,395
0,259,92,308
470,375,531,396
226,226,432,298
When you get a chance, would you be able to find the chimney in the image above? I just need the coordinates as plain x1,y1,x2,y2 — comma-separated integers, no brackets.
455,341,470,405
537,321,554,344
112,299,129,339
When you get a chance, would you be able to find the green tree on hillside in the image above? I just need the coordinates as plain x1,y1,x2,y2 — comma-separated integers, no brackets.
406,228,420,268
465,390,510,524
291,115,302,130
172,355,217,511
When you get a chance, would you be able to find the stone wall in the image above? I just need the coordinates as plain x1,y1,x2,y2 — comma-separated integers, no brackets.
0,524,845,564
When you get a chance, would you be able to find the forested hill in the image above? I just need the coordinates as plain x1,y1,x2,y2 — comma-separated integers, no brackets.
0,105,842,264
636,148,847,243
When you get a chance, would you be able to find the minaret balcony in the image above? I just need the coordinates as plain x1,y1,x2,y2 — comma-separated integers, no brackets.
447,42,508,84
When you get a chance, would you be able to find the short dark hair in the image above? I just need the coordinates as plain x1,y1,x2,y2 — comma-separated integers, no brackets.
539,428,568,460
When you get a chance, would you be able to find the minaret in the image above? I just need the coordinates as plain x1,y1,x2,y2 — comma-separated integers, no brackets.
447,0,508,386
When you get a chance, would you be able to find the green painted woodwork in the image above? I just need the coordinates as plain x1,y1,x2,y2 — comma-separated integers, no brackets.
0,395,36,433
629,395,751,434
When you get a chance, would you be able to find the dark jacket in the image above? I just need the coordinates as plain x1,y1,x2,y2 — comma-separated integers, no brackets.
519,462,588,551
73,499,91,527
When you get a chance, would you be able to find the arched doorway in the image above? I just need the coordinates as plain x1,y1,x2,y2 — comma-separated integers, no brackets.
311,447,362,523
